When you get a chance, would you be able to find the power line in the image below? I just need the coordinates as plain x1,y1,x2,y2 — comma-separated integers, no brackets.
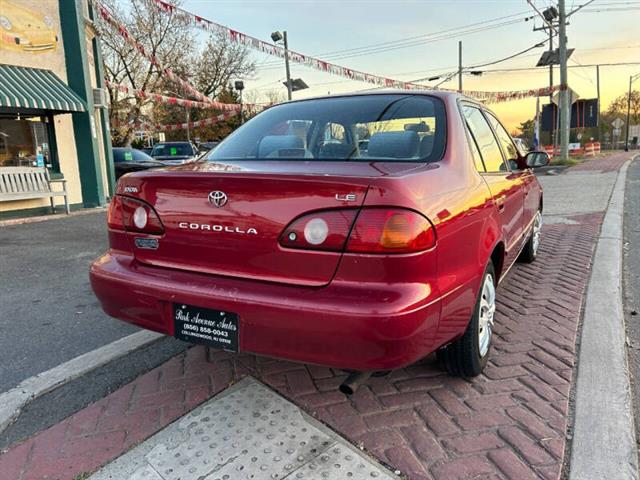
582,6,640,10
256,12,535,69
410,40,548,83
476,61,640,74
258,18,533,70
567,0,598,16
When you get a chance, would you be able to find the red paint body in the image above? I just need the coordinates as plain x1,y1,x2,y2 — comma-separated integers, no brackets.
90,92,542,371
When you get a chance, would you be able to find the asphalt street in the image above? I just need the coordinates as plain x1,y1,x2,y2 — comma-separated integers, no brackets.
624,154,640,450
0,213,140,392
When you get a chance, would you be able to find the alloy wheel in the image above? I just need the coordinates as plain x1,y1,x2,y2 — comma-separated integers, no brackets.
478,273,496,358
532,211,542,255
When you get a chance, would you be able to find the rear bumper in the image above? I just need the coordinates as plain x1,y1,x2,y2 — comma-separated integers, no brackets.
90,250,442,371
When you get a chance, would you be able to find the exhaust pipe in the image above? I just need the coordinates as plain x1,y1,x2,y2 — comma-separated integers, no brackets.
339,371,372,395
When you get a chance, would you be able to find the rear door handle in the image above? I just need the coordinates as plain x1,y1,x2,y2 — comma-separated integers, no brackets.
495,195,506,212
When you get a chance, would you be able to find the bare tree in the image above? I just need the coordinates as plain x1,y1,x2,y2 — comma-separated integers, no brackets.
194,32,256,99
264,89,287,106
605,90,640,125
97,0,194,146
97,0,257,145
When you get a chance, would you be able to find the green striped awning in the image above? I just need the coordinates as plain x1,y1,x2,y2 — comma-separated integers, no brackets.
0,64,86,113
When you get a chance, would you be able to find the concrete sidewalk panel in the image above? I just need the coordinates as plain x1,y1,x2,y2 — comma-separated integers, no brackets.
569,160,639,480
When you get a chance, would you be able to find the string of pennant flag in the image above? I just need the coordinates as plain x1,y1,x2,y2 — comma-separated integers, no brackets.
149,0,560,104
96,1,215,107
104,80,267,112
112,110,239,132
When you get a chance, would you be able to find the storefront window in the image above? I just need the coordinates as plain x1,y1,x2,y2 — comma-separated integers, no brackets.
0,116,57,170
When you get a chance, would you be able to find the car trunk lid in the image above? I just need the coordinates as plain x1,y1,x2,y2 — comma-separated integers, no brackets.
123,166,375,286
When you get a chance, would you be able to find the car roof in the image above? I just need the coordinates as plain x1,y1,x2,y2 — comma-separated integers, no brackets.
154,141,191,145
282,89,479,105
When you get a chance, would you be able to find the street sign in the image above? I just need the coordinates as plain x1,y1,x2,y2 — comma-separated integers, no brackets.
613,128,622,137
612,118,624,129
552,87,579,105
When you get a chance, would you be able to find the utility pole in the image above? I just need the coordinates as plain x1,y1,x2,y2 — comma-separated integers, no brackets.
186,106,190,142
533,6,559,146
284,31,292,101
558,0,570,162
596,65,601,142
234,80,245,125
458,41,463,93
624,75,633,152
549,29,554,146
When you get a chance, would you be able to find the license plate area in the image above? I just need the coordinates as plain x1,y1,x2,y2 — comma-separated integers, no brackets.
173,303,239,352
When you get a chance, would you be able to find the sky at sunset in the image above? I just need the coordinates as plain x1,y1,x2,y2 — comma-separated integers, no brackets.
182,0,640,131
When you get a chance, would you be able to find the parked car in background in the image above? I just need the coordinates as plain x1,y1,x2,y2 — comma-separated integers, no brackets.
112,148,165,179
92,91,548,385
197,141,219,154
150,142,198,165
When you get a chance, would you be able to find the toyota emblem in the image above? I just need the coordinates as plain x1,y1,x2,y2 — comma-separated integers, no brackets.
208,191,228,208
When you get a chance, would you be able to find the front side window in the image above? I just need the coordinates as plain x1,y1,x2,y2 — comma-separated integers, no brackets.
208,94,446,163
461,105,507,173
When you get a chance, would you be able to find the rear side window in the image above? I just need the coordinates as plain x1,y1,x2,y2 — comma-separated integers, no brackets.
467,133,485,172
208,94,446,163
461,105,507,173
486,113,519,164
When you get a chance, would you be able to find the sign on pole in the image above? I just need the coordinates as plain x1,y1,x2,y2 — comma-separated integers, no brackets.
612,118,625,129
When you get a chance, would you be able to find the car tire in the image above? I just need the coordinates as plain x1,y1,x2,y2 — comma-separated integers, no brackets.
519,210,542,263
441,262,496,377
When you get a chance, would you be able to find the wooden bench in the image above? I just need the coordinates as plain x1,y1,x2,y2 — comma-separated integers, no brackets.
0,167,70,214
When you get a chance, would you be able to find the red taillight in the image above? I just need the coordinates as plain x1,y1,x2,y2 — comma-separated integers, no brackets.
280,209,358,251
280,208,435,254
107,195,164,235
107,196,124,230
347,209,436,253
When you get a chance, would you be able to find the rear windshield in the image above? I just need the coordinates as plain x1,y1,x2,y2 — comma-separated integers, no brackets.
207,94,446,162
151,143,193,157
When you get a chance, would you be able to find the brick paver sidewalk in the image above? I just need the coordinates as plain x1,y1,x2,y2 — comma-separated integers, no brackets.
0,154,627,480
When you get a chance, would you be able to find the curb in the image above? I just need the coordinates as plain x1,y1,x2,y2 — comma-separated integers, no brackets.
0,331,163,437
569,158,639,479
0,206,106,227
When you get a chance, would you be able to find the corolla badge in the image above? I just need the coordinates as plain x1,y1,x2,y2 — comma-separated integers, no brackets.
208,191,228,207
178,222,258,235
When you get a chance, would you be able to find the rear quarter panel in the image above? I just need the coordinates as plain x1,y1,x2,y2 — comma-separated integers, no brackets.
361,95,502,349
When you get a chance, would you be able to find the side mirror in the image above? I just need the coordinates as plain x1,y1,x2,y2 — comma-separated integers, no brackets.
525,151,550,168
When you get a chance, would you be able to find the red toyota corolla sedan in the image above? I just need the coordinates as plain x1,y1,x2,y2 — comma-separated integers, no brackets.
91,91,548,379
